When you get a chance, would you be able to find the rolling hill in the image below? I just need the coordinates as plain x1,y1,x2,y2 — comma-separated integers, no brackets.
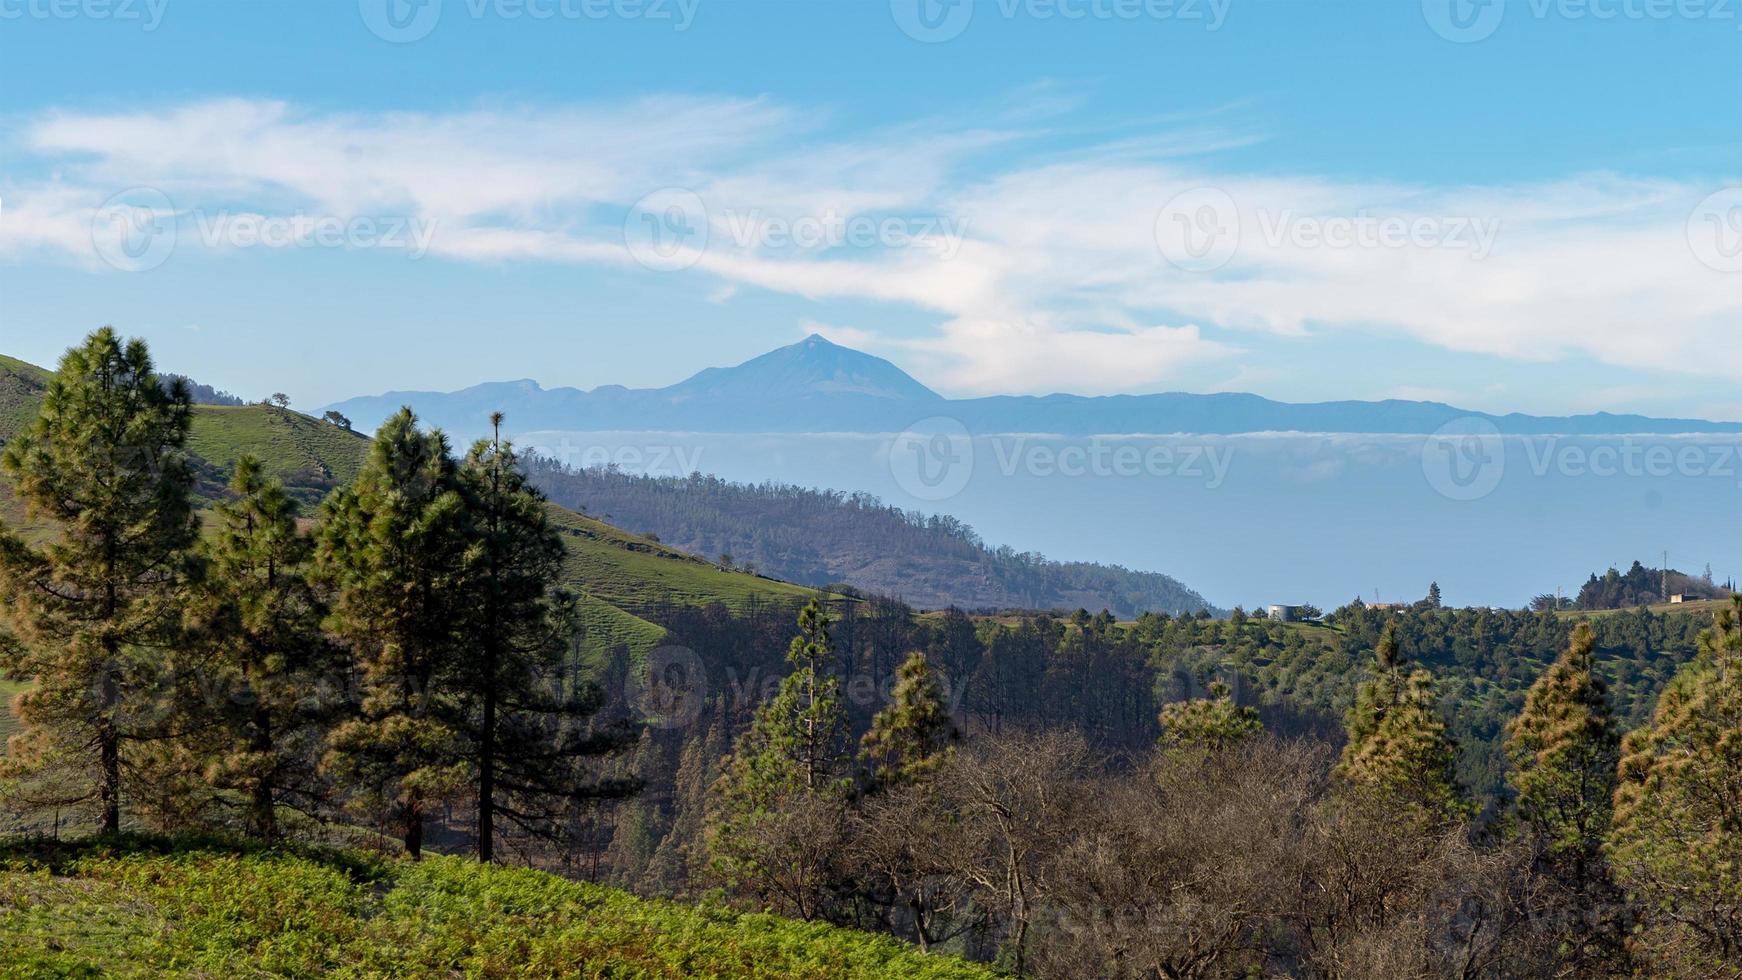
0,351,821,664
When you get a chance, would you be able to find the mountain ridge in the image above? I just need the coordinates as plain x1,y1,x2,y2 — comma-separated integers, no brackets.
322,334,1742,439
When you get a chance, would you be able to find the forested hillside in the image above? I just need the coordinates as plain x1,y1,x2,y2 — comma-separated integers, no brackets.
524,461,1215,617
7,331,1742,976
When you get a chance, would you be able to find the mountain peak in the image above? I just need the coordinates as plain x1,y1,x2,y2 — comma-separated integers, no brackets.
663,335,940,402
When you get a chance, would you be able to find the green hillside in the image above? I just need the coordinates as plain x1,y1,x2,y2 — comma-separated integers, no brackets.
0,837,995,979
187,404,370,507
0,350,822,672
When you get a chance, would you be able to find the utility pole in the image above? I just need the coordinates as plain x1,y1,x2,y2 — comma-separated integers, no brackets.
1663,550,1670,602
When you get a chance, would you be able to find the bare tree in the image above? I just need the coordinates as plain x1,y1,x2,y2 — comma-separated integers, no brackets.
934,729,1091,977
846,780,978,951
1035,738,1332,979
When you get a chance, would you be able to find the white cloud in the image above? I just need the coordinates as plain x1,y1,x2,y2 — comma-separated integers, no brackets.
3,95,1740,398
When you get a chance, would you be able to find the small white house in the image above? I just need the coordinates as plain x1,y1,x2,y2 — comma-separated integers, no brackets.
1670,594,1687,604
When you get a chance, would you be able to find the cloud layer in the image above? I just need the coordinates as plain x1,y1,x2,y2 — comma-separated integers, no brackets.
3,95,1739,398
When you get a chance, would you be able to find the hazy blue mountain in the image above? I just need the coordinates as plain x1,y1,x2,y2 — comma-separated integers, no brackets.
324,334,1742,438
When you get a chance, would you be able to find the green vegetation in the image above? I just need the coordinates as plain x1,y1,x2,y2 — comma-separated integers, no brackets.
0,347,817,664
0,837,996,979
187,403,369,506
546,503,821,618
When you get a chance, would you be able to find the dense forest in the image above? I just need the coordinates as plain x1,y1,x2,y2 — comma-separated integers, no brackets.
523,461,1215,617
5,331,1742,977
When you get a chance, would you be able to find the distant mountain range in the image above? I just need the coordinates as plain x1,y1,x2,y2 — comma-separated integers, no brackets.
324,334,1742,438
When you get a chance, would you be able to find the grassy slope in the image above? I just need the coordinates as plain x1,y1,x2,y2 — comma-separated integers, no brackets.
0,353,825,727
187,404,371,505
0,837,996,979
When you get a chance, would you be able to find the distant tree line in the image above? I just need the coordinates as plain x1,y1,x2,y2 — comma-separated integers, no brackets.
1566,559,1731,610
157,371,245,407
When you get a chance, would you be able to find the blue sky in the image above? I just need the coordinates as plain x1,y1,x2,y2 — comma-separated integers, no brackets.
2,0,1740,417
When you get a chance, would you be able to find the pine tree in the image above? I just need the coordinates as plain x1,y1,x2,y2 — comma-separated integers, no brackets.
1158,679,1262,753
456,414,638,862
1609,594,1742,965
0,328,198,833
316,408,472,859
706,599,851,917
1426,581,1443,609
179,457,336,839
860,650,957,789
1503,622,1626,971
1505,623,1618,873
1336,623,1467,823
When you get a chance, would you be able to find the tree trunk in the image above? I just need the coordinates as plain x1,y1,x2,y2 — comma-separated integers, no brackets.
98,661,120,834
249,702,276,839
478,688,495,863
98,721,121,834
405,796,424,860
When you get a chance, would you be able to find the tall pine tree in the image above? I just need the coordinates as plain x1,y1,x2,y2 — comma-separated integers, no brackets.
1504,622,1626,972
707,599,851,917
456,414,637,862
1609,595,1742,966
316,408,472,858
182,456,336,839
0,328,198,833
